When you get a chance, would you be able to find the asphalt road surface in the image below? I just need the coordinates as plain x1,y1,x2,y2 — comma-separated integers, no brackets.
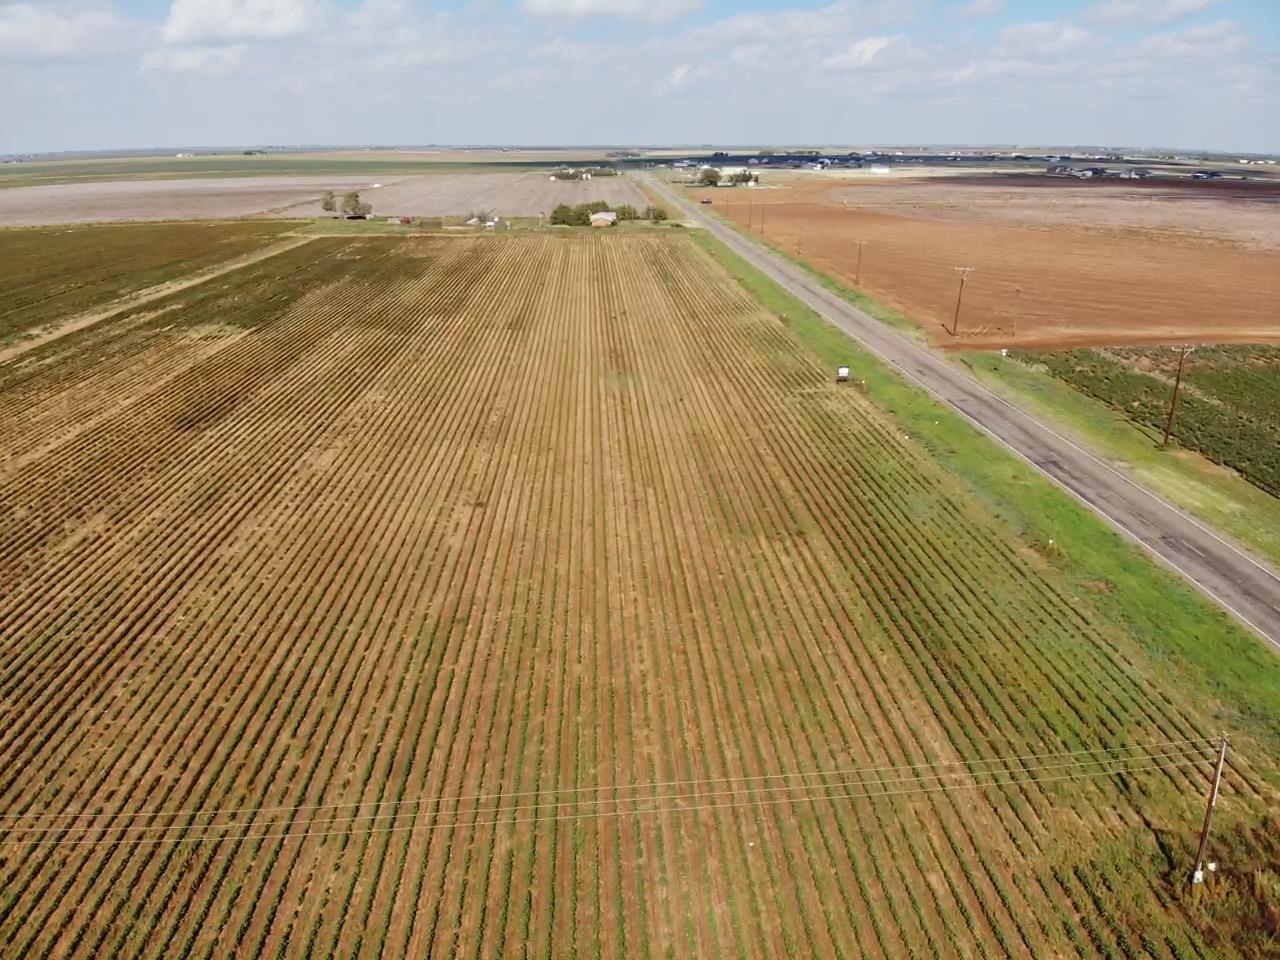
642,173,1280,653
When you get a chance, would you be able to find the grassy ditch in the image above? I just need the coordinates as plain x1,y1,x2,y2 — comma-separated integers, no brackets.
689,226,1280,750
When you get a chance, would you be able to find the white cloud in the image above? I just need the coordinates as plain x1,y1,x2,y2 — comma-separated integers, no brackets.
959,0,1005,17
520,0,702,25
1086,0,1221,27
661,61,709,91
950,57,1078,84
997,21,1090,58
822,34,914,69
1139,19,1244,59
161,0,322,45
0,3,124,60
141,43,246,74
533,37,619,64
681,1,914,47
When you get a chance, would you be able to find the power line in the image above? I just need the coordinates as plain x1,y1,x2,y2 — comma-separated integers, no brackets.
0,745,1208,839
1,757,1205,850
0,736,1210,826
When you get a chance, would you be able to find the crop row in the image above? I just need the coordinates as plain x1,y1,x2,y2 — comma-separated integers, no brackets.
0,233,1269,958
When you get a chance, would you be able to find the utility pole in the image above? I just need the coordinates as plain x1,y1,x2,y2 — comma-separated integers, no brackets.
747,201,753,231
1191,735,1229,886
952,266,975,337
855,240,866,286
1161,344,1192,448
760,202,766,236
1012,286,1021,338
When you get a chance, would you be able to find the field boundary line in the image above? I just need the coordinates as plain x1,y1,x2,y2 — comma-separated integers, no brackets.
0,234,317,366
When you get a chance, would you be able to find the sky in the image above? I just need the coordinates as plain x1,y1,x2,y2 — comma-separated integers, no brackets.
1,0,1278,154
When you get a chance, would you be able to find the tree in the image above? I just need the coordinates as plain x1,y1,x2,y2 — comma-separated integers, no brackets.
698,168,722,187
645,206,668,222
549,204,579,226
340,191,372,218
615,204,639,221
729,170,754,185
321,191,337,217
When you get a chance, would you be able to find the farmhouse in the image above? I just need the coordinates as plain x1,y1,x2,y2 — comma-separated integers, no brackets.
589,211,618,228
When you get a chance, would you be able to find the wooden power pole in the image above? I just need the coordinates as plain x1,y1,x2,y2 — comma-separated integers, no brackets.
1191,735,1229,886
855,241,865,286
1161,344,1191,448
952,266,975,337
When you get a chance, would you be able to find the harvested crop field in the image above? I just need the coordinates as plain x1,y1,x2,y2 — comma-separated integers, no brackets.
0,176,379,227
699,176,1280,349
0,231,1276,958
281,171,650,219
0,172,649,226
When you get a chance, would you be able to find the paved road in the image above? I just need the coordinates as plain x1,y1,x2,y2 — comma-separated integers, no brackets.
643,173,1280,652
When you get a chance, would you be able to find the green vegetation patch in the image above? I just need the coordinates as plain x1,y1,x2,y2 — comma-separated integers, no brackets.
0,220,295,342
548,201,666,226
1019,346,1280,498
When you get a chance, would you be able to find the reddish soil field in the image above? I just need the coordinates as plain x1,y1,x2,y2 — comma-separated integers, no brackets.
701,178,1280,349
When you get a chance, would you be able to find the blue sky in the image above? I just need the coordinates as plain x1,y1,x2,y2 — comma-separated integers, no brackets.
2,0,1278,153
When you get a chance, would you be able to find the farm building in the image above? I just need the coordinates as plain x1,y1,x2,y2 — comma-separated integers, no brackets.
589,211,618,228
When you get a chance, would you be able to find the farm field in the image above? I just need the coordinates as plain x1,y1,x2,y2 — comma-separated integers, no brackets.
693,176,1280,349
0,150,622,190
278,172,650,219
1019,344,1280,498
0,176,385,227
0,172,650,226
0,221,296,342
0,231,1277,958
816,175,1280,250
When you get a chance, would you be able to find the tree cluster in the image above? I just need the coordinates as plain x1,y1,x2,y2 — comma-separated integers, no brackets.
548,202,668,226
550,166,619,181
321,190,373,218
698,168,758,187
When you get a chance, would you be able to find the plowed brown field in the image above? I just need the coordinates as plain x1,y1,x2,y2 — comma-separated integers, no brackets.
699,179,1280,349
0,232,1275,958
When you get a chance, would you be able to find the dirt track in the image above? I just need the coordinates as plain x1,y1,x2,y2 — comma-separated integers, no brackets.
706,177,1280,350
